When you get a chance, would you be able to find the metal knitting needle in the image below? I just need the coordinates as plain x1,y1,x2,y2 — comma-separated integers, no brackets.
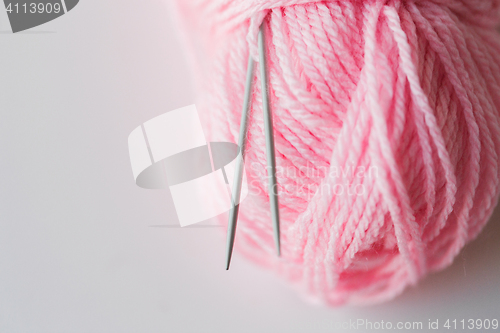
225,49,255,270
225,21,281,270
258,21,281,257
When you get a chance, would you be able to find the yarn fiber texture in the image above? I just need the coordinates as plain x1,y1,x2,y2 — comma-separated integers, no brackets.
169,0,500,305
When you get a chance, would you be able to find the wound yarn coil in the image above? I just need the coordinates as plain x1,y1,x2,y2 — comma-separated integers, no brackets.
169,0,500,305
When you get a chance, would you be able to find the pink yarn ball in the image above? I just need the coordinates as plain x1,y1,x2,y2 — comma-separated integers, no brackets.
170,0,500,305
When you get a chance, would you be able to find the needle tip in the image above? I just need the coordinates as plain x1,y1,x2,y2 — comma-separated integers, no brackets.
225,251,232,271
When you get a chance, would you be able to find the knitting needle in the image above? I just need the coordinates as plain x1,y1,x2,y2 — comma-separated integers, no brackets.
225,51,255,270
225,21,281,270
258,21,281,257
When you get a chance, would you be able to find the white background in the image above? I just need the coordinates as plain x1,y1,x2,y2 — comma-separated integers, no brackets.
0,1,499,332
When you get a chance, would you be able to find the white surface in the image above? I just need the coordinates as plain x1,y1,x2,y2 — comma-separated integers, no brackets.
0,1,499,332
127,126,151,180
143,105,206,163
170,168,230,227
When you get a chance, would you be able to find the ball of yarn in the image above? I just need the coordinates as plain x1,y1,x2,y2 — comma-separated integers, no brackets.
169,0,500,305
